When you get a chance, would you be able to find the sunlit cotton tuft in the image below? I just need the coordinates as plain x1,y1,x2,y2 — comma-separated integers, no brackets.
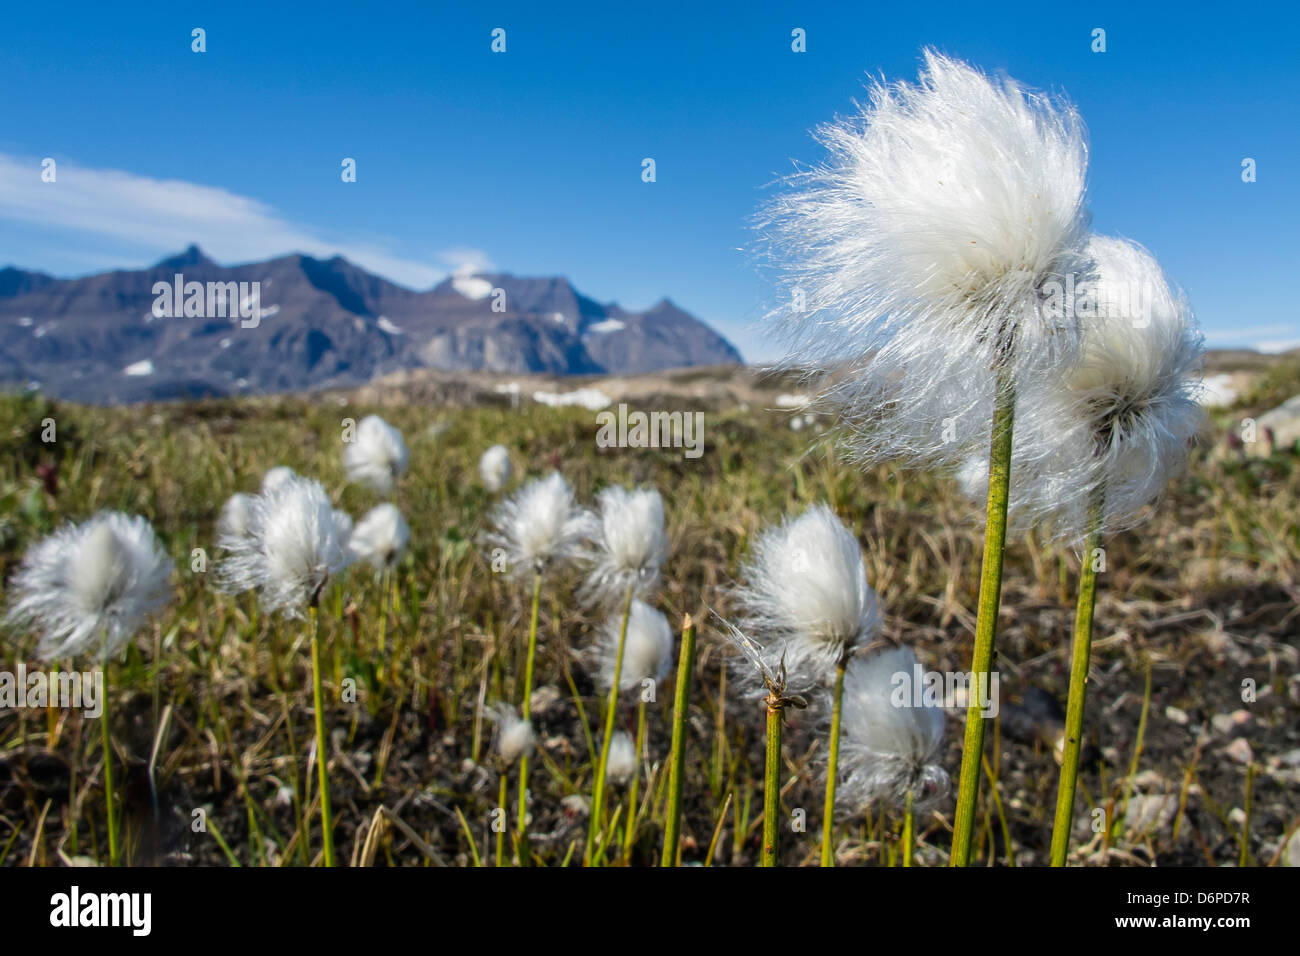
760,49,1093,468
592,599,674,693
343,415,409,495
486,703,536,764
216,475,350,616
733,504,881,693
832,645,948,813
217,492,255,541
606,731,638,786
5,511,174,661
959,235,1205,542
479,445,513,492
579,485,669,606
485,471,588,579
348,503,410,570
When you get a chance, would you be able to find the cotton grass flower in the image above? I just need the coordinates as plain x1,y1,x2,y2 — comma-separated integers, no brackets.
592,599,673,693
217,475,349,616
834,645,948,812
485,472,587,579
348,503,410,570
343,415,409,495
1026,235,1204,540
217,492,255,541
486,703,536,764
479,444,513,492
5,511,174,661
733,504,881,694
760,48,1092,468
4,510,174,866
579,485,669,607
606,731,638,786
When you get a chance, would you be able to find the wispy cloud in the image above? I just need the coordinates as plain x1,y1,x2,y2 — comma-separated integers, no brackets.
0,152,490,289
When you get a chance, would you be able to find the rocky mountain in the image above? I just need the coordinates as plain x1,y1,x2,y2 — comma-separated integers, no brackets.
0,246,742,404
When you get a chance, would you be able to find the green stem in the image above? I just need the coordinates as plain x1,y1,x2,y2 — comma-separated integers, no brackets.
661,614,697,866
100,636,118,867
1049,487,1105,866
819,657,847,867
621,698,648,862
950,370,1015,866
585,582,636,866
496,772,508,867
309,607,335,867
902,790,915,868
761,701,783,867
515,572,543,865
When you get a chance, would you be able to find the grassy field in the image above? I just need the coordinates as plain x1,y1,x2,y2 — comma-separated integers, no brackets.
1,369,1297,867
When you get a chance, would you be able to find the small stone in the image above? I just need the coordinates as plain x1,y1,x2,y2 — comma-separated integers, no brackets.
1165,706,1189,726
1124,794,1178,835
1224,738,1254,765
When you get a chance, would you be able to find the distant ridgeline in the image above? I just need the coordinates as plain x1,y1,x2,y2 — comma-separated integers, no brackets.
0,246,741,404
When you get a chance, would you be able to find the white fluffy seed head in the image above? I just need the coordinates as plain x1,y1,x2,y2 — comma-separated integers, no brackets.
217,492,255,541
261,466,297,495
343,415,409,495
833,645,948,813
5,511,174,661
485,472,588,579
960,235,1205,542
606,731,638,786
760,49,1093,469
733,504,881,693
479,445,513,492
579,485,669,606
348,503,410,570
592,599,674,693
486,703,535,764
216,475,349,617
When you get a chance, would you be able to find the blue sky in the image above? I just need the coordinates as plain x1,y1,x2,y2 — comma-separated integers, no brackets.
1,1,1297,360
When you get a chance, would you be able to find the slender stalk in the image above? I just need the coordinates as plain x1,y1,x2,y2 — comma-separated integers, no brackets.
661,613,696,866
1239,762,1256,867
950,370,1015,866
515,572,543,864
902,790,915,868
622,698,648,862
761,701,784,867
819,656,848,866
99,635,118,867
585,581,636,866
309,606,335,867
1049,487,1105,866
496,772,508,867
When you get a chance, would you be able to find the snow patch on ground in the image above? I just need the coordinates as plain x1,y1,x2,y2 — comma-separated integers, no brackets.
532,387,612,411
586,318,625,334
377,316,403,335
